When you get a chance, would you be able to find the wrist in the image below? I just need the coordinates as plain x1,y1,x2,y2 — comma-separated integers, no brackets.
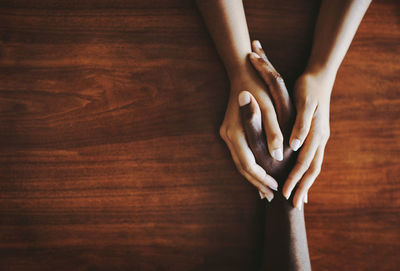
303,61,338,83
228,60,260,86
301,67,336,90
296,71,335,103
227,55,256,85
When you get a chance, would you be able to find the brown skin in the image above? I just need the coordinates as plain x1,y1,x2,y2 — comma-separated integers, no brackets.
197,0,372,209
238,42,311,271
197,0,285,202
239,68,294,184
196,1,311,269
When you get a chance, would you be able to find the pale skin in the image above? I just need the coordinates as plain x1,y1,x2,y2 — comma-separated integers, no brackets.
197,0,285,202
197,0,371,209
282,0,372,209
197,0,311,268
197,0,371,269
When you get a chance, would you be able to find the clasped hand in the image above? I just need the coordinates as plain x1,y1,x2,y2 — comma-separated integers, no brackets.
219,40,332,209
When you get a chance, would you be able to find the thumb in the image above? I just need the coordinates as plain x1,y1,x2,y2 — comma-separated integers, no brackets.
238,91,263,136
238,90,269,164
289,101,316,151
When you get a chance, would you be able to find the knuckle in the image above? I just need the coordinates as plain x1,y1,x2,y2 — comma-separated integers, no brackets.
261,66,275,78
313,166,321,176
297,158,310,171
272,72,284,84
242,162,255,173
269,133,283,146
262,104,275,116
225,127,235,141
296,122,308,136
297,182,307,192
309,163,321,176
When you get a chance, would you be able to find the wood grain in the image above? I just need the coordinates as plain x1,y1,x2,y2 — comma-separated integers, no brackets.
0,0,399,270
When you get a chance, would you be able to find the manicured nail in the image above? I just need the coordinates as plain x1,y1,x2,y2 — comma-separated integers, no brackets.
238,91,251,106
267,178,279,191
291,139,301,151
304,193,308,204
270,185,278,191
266,193,274,202
254,40,262,49
259,191,264,199
251,52,261,58
284,193,289,200
272,148,283,161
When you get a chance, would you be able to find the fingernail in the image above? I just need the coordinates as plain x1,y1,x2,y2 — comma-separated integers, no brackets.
304,194,308,204
267,177,279,191
291,139,301,151
266,193,274,202
272,148,283,161
238,91,251,106
259,191,264,199
251,52,261,58
254,40,262,49
284,192,289,200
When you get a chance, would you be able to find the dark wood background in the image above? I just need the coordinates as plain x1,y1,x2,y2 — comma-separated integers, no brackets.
0,0,399,270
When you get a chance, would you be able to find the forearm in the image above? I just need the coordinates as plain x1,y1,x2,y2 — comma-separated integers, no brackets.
196,0,252,80
305,0,371,79
197,1,311,268
262,193,311,271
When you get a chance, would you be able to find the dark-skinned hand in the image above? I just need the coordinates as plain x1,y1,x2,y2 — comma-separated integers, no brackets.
238,41,302,207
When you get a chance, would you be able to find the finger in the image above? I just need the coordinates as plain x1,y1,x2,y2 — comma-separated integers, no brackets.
282,125,321,200
251,40,289,101
289,99,317,151
225,139,275,201
249,52,292,126
250,41,292,123
239,90,263,140
256,92,284,161
238,91,280,201
293,146,325,209
238,91,272,165
229,130,279,191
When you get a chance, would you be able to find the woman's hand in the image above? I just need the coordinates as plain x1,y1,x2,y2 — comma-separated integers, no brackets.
249,40,333,210
283,72,334,209
219,66,282,202
238,89,296,199
246,40,297,180
219,39,297,203
244,40,298,201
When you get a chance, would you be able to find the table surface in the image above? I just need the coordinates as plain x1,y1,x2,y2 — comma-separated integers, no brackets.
0,0,399,270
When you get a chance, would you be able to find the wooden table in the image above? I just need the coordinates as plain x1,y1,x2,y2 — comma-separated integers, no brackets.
0,0,399,270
